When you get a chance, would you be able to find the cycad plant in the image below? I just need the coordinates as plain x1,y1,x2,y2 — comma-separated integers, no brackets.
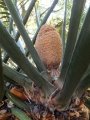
0,0,90,120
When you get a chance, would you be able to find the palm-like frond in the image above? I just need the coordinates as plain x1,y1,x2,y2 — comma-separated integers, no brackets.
0,0,10,27
0,48,4,101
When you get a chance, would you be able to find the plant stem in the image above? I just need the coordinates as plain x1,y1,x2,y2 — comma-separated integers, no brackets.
0,21,55,96
32,0,59,44
3,0,36,63
60,0,86,81
75,65,90,97
3,63,32,88
0,48,4,101
4,0,46,72
11,107,31,120
62,0,67,52
56,7,90,108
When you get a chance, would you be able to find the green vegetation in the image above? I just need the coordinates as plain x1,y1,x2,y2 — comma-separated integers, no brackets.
0,0,90,119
